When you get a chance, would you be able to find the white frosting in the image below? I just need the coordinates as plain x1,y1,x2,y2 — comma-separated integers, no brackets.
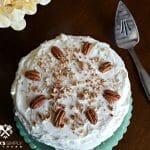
11,34,131,150
0,0,51,30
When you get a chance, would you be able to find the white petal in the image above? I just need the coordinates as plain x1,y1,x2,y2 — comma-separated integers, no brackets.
11,18,26,31
0,14,10,27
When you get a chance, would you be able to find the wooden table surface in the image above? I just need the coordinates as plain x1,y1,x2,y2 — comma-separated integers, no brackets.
0,0,149,149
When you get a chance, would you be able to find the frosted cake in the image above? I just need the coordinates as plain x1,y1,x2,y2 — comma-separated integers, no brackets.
11,34,131,150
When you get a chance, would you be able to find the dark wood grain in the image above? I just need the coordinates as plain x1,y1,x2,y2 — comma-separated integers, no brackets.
0,0,149,150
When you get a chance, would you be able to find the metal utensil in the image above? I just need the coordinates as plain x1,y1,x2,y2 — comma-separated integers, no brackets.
115,1,150,101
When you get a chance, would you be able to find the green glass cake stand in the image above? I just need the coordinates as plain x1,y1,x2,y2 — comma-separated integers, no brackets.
14,98,132,150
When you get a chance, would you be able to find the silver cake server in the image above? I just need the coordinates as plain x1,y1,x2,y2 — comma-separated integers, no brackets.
115,1,150,101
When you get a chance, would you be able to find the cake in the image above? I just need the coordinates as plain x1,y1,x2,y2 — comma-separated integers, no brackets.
11,34,131,150
0,0,51,30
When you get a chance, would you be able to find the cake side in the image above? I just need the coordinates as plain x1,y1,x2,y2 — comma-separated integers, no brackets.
11,34,131,150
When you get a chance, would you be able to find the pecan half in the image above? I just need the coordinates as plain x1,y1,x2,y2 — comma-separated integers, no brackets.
99,62,113,73
25,70,41,81
30,95,46,109
85,108,98,125
82,42,94,55
51,46,64,60
103,90,120,102
54,109,66,128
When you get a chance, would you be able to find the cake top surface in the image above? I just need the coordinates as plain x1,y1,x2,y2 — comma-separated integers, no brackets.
11,34,130,150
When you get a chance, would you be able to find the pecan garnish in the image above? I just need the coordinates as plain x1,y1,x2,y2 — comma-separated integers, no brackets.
51,46,64,60
77,92,85,100
99,62,113,73
54,109,66,128
70,105,74,109
30,95,46,109
82,42,94,55
103,90,120,102
70,113,84,125
56,103,66,110
54,79,62,88
24,70,41,81
76,102,83,112
85,107,98,125
38,112,51,121
107,105,113,111
30,86,40,93
78,61,85,70
64,117,70,124
89,92,98,99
